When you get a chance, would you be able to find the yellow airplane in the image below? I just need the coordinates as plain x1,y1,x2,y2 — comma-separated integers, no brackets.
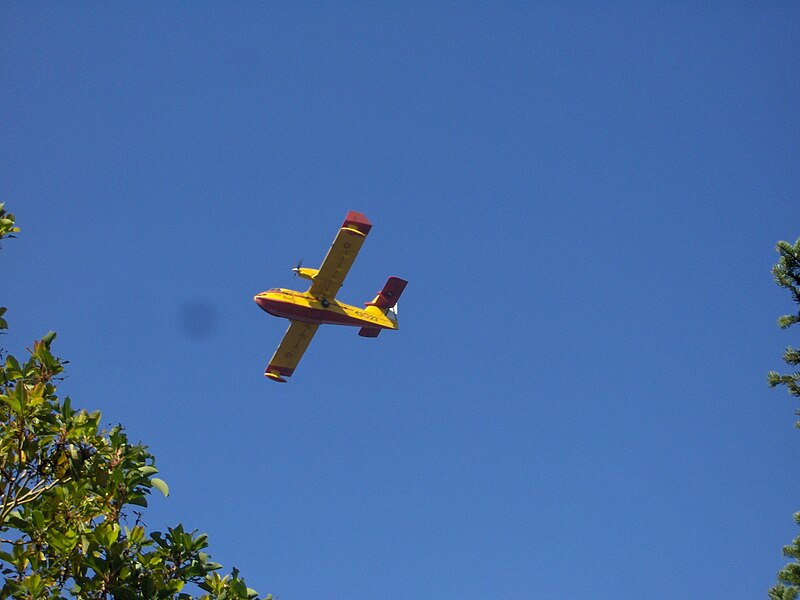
254,211,407,382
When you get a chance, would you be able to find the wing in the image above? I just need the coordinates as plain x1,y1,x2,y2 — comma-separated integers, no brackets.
308,211,372,300
264,321,319,382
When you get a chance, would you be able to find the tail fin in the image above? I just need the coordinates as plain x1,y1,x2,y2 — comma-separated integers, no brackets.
359,277,407,338
366,276,407,311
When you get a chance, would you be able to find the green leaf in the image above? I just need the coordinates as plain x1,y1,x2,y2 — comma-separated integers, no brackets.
6,510,27,529
127,525,145,545
5,355,20,372
110,585,138,600
32,510,45,529
22,573,43,596
128,495,148,507
107,523,121,545
150,477,169,497
48,530,78,554
111,466,124,484
4,392,21,413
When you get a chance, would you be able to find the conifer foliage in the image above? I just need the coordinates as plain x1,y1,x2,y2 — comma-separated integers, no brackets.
768,238,800,400
0,205,262,599
768,238,800,600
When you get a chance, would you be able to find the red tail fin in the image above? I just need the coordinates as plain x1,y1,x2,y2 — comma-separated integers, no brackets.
366,276,407,310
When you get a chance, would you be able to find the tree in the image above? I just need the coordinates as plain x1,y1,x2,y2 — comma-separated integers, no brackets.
768,237,800,600
768,239,800,401
0,205,264,599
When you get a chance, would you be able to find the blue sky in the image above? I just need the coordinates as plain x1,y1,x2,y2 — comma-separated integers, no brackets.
2,3,799,598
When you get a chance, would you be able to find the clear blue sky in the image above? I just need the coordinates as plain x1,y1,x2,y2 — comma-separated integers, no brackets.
2,3,799,598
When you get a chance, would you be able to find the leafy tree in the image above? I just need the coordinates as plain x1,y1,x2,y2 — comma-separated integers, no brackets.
0,203,19,242
768,238,800,600
0,205,264,599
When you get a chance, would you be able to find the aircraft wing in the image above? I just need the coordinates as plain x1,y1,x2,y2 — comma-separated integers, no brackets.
264,321,319,382
308,211,372,301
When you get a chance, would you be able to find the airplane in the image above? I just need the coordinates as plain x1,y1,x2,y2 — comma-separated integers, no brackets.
254,211,407,382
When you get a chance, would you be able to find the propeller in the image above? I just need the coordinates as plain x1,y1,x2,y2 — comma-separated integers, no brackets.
292,259,303,277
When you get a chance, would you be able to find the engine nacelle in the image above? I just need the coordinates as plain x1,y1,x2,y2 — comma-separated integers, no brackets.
293,267,319,281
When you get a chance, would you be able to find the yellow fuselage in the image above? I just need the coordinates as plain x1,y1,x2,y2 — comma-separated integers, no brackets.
254,288,397,330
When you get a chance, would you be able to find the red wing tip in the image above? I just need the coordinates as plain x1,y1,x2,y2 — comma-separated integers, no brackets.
265,371,288,383
343,210,372,235
265,365,293,382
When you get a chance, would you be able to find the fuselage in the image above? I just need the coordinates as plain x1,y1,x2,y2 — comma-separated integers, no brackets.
254,288,396,329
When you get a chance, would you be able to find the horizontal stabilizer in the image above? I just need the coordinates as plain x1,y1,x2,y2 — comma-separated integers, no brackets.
367,276,408,311
358,327,381,338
